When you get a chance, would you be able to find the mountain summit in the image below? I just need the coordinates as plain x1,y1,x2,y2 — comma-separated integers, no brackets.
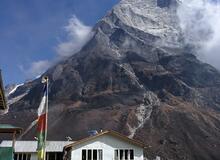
112,0,182,47
1,0,220,159
93,0,184,59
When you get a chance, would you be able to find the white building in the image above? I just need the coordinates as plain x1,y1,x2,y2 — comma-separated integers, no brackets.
63,130,145,160
0,141,73,160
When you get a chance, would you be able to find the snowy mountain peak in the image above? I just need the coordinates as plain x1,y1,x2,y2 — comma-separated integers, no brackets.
120,0,178,8
115,0,180,31
97,0,184,55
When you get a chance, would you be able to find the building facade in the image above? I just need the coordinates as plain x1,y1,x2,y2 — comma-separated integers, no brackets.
0,141,73,160
64,131,144,160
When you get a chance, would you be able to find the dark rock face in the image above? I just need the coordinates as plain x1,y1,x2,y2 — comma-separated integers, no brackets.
157,0,171,8
1,0,220,159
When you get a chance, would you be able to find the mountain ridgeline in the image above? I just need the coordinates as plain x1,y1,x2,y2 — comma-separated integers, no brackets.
1,0,220,159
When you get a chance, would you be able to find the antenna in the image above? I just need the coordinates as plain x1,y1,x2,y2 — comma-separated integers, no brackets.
66,136,72,141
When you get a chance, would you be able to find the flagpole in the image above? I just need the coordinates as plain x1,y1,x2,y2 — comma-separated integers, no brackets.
37,76,49,160
44,76,49,160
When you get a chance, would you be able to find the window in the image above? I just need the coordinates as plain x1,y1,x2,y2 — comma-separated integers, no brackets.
48,152,55,160
93,150,97,160
120,150,123,160
114,149,134,160
27,154,31,160
81,149,103,160
82,149,87,160
46,152,63,160
18,154,22,160
14,154,18,160
14,153,31,160
88,150,92,160
23,154,26,160
125,150,128,160
130,150,134,160
56,152,63,160
114,150,118,160
98,150,103,160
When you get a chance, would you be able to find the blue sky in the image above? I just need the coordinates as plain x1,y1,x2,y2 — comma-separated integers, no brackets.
0,0,119,85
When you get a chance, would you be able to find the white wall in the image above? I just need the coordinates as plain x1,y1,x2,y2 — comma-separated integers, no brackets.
71,135,144,160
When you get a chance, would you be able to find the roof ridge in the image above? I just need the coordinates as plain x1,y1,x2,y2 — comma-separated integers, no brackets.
64,130,145,149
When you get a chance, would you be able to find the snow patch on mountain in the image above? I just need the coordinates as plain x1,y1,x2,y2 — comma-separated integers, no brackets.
119,63,144,89
120,62,160,138
8,83,24,96
5,82,31,107
128,91,160,138
7,92,28,106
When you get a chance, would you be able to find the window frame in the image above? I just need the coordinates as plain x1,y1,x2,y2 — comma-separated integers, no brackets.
81,149,103,160
114,149,135,160
14,153,32,160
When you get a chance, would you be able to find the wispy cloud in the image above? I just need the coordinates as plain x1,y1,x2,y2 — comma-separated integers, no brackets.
177,0,220,69
56,15,93,57
19,60,52,79
20,15,93,79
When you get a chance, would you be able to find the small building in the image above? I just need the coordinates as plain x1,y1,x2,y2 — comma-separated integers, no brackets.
63,130,145,160
0,124,22,160
0,141,73,160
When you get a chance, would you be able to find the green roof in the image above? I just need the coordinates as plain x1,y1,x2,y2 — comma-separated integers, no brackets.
0,124,20,129
0,124,22,133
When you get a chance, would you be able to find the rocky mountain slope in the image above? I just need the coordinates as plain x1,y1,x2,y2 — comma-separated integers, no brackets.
1,0,220,159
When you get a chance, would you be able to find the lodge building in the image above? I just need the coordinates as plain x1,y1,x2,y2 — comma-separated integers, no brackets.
0,130,145,160
63,130,144,160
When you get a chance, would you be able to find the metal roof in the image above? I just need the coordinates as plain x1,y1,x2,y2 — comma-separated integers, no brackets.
64,130,145,149
0,124,22,134
0,141,73,153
